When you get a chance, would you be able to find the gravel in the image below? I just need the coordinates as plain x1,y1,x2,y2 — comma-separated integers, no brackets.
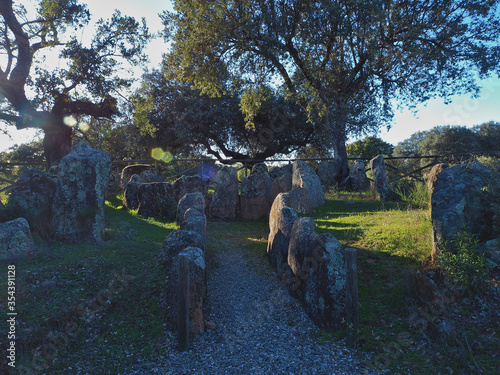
122,223,375,375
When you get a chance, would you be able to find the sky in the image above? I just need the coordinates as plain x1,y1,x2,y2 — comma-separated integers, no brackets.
1,0,499,152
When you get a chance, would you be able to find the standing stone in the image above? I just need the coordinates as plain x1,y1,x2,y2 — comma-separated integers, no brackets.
105,173,121,201
426,163,449,197
123,174,141,210
0,218,35,260
292,161,325,210
288,217,317,280
52,143,111,243
431,162,498,260
120,164,154,190
7,168,57,237
370,155,390,200
303,233,346,329
267,193,299,270
240,163,272,220
270,173,293,202
343,160,370,192
182,208,207,239
177,192,205,227
283,187,313,214
177,247,207,334
208,166,239,221
137,182,176,220
173,175,209,202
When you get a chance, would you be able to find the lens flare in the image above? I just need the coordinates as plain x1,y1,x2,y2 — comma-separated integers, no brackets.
151,148,174,163
78,122,90,132
63,116,78,127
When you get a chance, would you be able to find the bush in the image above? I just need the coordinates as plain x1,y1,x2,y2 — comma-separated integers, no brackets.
392,179,429,209
438,231,489,292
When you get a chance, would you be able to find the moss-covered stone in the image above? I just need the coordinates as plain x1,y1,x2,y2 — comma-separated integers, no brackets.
52,145,111,244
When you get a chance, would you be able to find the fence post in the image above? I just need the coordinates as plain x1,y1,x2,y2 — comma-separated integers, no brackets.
345,248,359,348
178,253,190,351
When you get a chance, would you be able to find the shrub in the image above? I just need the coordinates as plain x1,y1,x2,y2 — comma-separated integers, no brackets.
438,231,489,292
392,179,429,209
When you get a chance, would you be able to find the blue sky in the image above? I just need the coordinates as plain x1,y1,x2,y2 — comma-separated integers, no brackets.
1,0,499,152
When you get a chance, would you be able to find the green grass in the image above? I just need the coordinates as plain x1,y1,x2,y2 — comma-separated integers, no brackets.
1,192,497,375
0,198,176,374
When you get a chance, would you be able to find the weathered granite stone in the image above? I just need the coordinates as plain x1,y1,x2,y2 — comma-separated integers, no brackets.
158,229,206,267
288,217,317,279
173,175,209,202
177,192,205,227
208,166,239,221
52,144,111,243
120,164,154,190
7,168,57,237
140,171,166,184
159,230,206,332
303,233,346,329
426,163,449,197
343,160,370,192
240,163,272,220
182,208,207,239
177,246,207,334
137,182,176,220
370,155,390,200
318,159,343,188
292,161,325,210
282,187,313,214
0,218,35,260
270,173,293,202
123,174,141,210
269,164,293,179
431,162,499,259
267,193,299,270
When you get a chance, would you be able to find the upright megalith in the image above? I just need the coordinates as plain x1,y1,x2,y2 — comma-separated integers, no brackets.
7,167,57,237
370,155,390,200
208,166,239,221
176,192,205,227
120,164,154,190
123,174,141,210
343,160,370,192
292,161,325,210
173,175,208,202
137,182,176,220
240,163,272,220
267,193,299,270
52,142,111,243
303,233,346,330
431,162,499,260
0,218,35,260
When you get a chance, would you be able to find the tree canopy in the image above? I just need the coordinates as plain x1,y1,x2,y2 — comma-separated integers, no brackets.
163,0,500,181
346,136,394,159
131,70,315,163
0,0,150,166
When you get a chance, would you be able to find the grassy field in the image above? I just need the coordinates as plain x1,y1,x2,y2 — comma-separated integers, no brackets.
0,191,498,374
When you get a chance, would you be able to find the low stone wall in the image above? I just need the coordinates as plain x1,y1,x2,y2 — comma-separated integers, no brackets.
267,192,347,329
159,193,208,334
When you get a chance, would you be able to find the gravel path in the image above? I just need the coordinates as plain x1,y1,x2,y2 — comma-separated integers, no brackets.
124,223,374,374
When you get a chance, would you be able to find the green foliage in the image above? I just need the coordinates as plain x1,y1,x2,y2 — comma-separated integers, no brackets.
164,0,500,178
131,70,313,160
393,179,430,209
347,136,394,159
438,231,489,292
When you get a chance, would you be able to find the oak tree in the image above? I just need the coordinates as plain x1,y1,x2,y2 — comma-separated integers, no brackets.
163,0,500,182
0,0,150,167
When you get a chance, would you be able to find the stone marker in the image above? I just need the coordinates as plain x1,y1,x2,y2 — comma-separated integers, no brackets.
370,155,390,200
137,182,176,220
0,218,35,260
292,161,325,210
208,166,239,221
52,142,111,243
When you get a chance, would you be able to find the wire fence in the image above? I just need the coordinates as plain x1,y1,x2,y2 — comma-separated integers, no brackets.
1,151,499,192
